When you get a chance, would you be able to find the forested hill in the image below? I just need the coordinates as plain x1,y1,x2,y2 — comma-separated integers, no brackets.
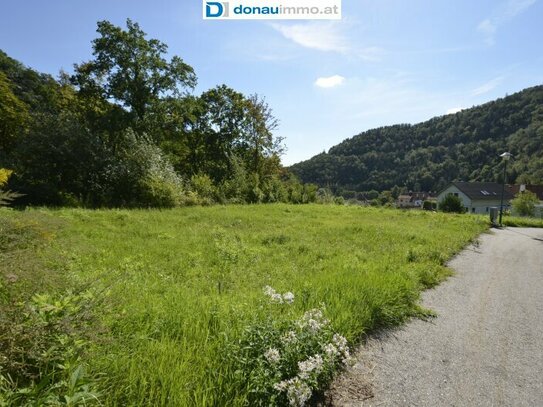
290,85,543,195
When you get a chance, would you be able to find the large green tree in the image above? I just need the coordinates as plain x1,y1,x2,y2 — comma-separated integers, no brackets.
72,19,197,131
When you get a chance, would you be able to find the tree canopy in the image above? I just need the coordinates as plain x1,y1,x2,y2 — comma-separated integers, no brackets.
0,19,311,208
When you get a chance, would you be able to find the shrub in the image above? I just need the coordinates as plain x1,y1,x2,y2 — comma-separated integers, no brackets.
190,173,217,204
438,194,465,213
108,129,186,207
0,168,23,207
228,287,352,406
511,191,539,217
422,200,437,211
0,291,101,406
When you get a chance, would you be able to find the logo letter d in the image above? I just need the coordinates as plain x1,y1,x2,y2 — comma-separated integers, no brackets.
206,2,224,17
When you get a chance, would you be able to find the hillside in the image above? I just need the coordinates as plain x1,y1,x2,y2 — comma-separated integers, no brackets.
290,86,543,195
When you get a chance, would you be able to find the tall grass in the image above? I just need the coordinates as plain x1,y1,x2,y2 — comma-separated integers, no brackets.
1,205,488,405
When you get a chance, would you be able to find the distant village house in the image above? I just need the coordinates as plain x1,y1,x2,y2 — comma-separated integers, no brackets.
397,192,435,209
437,182,514,214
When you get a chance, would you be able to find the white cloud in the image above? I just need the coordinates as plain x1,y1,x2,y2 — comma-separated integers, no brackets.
271,22,349,53
477,0,537,45
446,107,464,115
315,75,345,88
471,76,505,96
270,22,384,60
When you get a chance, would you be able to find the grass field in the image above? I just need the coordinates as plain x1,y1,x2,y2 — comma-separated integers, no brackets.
1,205,489,406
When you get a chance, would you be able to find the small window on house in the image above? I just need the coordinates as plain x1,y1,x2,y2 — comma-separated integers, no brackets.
472,207,476,213
453,193,459,197
486,207,489,212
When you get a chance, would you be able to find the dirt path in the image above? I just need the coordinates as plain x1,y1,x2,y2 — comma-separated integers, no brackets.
326,227,543,407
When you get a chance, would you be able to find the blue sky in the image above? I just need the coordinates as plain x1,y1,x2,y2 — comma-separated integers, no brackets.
1,0,542,165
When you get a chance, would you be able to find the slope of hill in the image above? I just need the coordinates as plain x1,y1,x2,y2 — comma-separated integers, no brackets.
290,86,543,194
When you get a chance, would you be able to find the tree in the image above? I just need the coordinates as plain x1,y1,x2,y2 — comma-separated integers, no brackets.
438,194,465,213
72,19,197,130
0,72,29,154
241,94,282,175
511,191,539,217
191,85,247,182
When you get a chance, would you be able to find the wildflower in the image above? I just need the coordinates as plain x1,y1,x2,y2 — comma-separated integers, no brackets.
323,343,339,359
274,377,312,407
333,334,348,350
297,308,329,333
298,354,324,380
271,293,284,304
283,291,295,304
281,330,297,345
273,380,288,392
264,348,281,364
263,285,276,297
332,333,353,364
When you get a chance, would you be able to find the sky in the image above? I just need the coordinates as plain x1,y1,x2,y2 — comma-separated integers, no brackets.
1,0,542,165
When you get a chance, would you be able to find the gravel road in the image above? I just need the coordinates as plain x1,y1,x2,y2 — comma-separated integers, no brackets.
326,227,543,407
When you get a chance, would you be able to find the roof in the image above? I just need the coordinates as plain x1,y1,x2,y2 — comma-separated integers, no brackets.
447,182,515,201
509,185,543,201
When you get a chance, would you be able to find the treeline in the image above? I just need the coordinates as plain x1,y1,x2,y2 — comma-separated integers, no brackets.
0,19,316,207
290,85,543,196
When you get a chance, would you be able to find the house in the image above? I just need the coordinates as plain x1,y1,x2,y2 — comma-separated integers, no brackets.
437,182,514,214
396,192,435,209
397,195,413,208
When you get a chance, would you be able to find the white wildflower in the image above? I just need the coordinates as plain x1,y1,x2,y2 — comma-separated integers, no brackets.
323,343,339,359
275,377,312,407
273,380,288,392
283,291,295,304
297,308,329,333
263,285,276,297
332,333,352,364
264,347,281,364
271,293,284,304
298,354,324,380
332,333,348,352
282,330,297,345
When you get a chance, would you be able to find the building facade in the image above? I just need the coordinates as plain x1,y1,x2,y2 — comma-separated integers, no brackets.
437,182,514,214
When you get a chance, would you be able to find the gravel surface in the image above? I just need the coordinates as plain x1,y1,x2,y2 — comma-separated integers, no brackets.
326,227,543,407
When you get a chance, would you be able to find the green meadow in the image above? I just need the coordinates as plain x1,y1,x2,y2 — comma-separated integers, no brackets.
1,205,488,406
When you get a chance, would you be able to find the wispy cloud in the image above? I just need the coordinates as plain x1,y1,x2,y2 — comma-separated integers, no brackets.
477,0,537,45
315,75,345,88
471,76,505,96
271,22,349,53
270,22,384,61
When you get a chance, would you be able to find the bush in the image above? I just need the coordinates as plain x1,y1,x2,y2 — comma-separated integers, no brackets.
190,173,216,204
0,168,24,207
107,129,186,207
438,194,465,213
0,291,101,406
511,191,539,217
228,287,352,406
422,200,437,211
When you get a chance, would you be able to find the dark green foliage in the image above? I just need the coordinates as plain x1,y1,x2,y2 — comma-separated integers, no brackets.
291,86,543,192
0,19,311,208
438,194,465,213
511,191,539,217
72,19,196,127
422,200,437,211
